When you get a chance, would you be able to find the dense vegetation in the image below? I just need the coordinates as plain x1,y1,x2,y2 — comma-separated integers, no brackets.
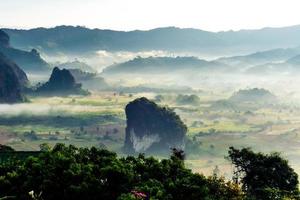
0,144,298,200
229,147,299,200
0,144,242,200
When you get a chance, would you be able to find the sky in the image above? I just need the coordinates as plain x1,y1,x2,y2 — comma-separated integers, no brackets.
1,0,300,31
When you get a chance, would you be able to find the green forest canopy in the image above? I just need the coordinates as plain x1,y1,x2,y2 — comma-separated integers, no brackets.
0,144,298,200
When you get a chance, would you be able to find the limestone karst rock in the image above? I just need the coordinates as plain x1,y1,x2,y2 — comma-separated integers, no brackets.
36,67,88,96
124,97,187,153
0,53,28,103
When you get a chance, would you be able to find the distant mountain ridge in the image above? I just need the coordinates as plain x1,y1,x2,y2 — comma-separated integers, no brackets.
4,25,300,56
217,47,300,67
102,56,227,75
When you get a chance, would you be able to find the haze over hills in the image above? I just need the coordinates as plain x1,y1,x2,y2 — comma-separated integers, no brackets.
102,56,228,75
217,47,300,67
4,25,300,56
0,30,50,73
243,51,300,75
101,49,300,76
3,24,300,84
56,60,96,73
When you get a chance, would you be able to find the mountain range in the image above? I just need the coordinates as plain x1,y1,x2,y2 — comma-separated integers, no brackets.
3,25,300,76
102,56,228,75
4,25,300,56
102,49,300,76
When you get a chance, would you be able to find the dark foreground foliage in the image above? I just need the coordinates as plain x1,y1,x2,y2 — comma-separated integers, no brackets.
0,144,299,200
0,144,242,200
228,147,299,200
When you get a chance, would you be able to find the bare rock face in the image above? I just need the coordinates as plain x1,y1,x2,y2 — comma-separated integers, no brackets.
124,97,187,154
36,67,88,96
0,53,28,103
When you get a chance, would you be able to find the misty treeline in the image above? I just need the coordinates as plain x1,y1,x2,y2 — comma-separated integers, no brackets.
0,144,298,200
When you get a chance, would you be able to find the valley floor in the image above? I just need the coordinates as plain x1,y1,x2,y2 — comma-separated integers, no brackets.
1,91,300,177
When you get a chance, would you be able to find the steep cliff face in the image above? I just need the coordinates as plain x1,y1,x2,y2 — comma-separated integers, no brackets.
0,30,50,73
36,67,88,96
124,97,187,154
0,53,28,103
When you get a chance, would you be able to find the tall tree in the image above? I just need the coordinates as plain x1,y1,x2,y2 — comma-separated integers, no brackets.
228,147,299,199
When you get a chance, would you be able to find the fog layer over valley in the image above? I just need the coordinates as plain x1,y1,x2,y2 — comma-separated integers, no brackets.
3,25,300,179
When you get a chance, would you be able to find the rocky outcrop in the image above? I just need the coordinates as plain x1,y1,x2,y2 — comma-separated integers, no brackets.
0,30,50,73
36,67,88,96
0,53,28,103
124,97,187,154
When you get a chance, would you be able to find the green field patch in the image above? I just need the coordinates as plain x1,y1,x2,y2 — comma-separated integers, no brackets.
188,121,253,135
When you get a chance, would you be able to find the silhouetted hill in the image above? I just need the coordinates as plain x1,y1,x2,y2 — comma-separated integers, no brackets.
102,56,226,75
0,53,28,103
0,30,50,73
4,25,300,55
36,67,88,96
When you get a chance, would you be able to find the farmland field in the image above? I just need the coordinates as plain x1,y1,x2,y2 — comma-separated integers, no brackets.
2,90,300,178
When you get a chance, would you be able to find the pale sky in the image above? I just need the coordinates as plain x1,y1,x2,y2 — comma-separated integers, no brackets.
1,0,300,31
